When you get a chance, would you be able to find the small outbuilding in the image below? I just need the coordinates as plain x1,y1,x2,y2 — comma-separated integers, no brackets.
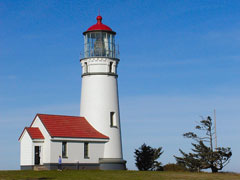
19,114,109,170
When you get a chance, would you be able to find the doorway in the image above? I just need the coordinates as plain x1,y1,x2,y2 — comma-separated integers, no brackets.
34,146,41,165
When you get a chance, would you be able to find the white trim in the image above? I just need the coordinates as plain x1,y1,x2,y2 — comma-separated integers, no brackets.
32,140,44,143
51,137,109,142
19,129,27,141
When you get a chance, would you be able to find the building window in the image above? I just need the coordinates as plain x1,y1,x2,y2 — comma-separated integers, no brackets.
62,142,67,158
84,142,89,159
110,112,117,127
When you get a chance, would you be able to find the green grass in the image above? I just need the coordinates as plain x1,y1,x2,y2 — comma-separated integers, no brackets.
0,170,239,180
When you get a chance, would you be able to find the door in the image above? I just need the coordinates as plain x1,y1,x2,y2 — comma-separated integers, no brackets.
34,146,40,165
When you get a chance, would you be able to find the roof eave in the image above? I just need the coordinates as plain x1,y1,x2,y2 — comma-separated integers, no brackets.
51,136,109,142
18,127,27,141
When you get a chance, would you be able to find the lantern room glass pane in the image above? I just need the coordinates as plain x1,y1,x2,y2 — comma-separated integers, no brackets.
84,32,118,58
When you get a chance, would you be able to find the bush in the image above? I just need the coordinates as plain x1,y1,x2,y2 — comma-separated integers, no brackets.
134,143,163,171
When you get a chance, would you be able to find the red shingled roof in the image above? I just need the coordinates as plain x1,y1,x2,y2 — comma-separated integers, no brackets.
19,127,44,140
35,114,109,139
26,127,44,139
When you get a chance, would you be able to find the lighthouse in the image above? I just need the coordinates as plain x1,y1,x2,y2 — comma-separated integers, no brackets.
80,15,126,170
19,15,126,171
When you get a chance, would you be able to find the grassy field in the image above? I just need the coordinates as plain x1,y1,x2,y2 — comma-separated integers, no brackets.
0,170,239,180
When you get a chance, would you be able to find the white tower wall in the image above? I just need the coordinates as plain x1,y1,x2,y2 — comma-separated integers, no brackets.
80,57,123,159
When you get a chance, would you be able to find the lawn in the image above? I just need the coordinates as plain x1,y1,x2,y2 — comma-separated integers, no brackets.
0,170,239,180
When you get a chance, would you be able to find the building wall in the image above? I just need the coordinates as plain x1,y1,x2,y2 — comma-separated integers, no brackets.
20,131,33,165
31,116,106,165
50,141,104,164
31,116,51,164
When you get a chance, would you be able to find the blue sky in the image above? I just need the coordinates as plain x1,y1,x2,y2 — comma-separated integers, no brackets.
0,0,240,172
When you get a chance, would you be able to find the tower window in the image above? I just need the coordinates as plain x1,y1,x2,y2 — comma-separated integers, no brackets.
84,142,89,159
110,112,117,127
109,62,113,73
62,142,67,158
84,62,88,73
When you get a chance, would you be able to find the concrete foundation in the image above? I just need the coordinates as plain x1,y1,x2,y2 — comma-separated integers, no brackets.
99,158,127,170
21,159,126,170
21,163,99,170
20,165,34,170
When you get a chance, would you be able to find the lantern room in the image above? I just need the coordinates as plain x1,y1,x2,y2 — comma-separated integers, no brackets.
83,16,118,59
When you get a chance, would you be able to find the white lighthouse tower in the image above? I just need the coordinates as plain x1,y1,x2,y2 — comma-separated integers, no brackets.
80,15,126,170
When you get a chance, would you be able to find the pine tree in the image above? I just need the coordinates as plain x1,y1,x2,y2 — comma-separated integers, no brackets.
174,116,232,173
134,143,163,171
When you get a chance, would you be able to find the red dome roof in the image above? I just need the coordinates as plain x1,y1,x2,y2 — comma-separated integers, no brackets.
84,16,116,34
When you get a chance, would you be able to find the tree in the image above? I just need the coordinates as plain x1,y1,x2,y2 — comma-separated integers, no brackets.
134,143,163,171
174,116,232,173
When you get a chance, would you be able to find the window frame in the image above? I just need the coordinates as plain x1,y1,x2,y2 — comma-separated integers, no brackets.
110,112,117,128
62,142,67,158
84,62,88,73
84,142,89,159
109,62,113,73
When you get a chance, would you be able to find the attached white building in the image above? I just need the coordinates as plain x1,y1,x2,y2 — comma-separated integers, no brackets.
19,114,110,170
19,15,126,170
